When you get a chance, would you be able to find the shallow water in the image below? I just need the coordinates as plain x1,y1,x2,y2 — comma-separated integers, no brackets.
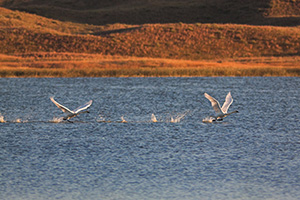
0,77,299,200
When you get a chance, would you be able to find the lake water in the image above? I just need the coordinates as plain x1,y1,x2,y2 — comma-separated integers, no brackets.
0,77,299,200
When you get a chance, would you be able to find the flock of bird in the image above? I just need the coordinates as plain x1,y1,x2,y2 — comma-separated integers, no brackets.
50,92,238,123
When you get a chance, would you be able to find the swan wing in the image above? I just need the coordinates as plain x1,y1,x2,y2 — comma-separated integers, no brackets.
73,100,93,114
204,93,223,115
50,97,74,114
221,92,233,114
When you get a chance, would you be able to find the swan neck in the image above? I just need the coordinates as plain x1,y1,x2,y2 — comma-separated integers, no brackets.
225,110,238,116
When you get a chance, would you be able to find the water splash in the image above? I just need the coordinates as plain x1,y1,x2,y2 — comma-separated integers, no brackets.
0,113,6,123
202,116,216,123
170,116,180,123
50,117,64,123
170,111,189,123
151,113,157,122
96,115,106,122
121,116,127,123
13,118,22,123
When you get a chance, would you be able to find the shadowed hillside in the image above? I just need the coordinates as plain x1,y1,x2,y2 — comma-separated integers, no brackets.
1,0,299,26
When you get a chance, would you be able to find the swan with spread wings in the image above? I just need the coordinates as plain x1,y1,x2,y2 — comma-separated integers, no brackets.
204,92,238,122
50,97,92,122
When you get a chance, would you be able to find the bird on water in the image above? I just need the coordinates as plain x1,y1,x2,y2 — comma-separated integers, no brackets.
204,92,238,122
50,97,92,122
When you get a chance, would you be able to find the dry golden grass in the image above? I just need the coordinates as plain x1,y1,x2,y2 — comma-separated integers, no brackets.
1,53,299,77
267,0,300,17
1,8,299,59
1,19,300,60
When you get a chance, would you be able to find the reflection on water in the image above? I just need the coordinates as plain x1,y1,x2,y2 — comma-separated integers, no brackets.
0,77,300,200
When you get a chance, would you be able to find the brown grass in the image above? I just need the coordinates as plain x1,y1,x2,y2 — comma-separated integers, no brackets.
1,53,299,77
1,9,300,60
266,0,300,17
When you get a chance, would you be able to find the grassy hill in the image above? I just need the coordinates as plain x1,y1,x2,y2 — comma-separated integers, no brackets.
1,0,299,26
1,7,299,60
0,0,300,77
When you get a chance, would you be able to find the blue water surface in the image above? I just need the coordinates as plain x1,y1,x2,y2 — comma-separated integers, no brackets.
0,77,299,200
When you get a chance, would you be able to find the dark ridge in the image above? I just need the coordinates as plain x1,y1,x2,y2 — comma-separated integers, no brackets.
1,0,299,26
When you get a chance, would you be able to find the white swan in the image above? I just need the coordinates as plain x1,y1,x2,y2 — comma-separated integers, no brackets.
204,92,238,121
50,97,92,121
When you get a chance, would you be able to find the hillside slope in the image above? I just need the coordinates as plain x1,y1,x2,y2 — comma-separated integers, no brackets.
1,8,300,60
1,0,299,26
1,7,299,77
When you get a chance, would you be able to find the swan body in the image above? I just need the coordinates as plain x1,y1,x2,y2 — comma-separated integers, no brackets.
204,92,238,121
50,97,92,121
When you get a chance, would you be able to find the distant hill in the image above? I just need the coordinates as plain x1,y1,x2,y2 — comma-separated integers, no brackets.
1,0,300,26
1,7,299,60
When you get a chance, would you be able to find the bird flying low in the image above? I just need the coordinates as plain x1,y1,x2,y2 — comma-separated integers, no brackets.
204,92,238,122
50,97,92,122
